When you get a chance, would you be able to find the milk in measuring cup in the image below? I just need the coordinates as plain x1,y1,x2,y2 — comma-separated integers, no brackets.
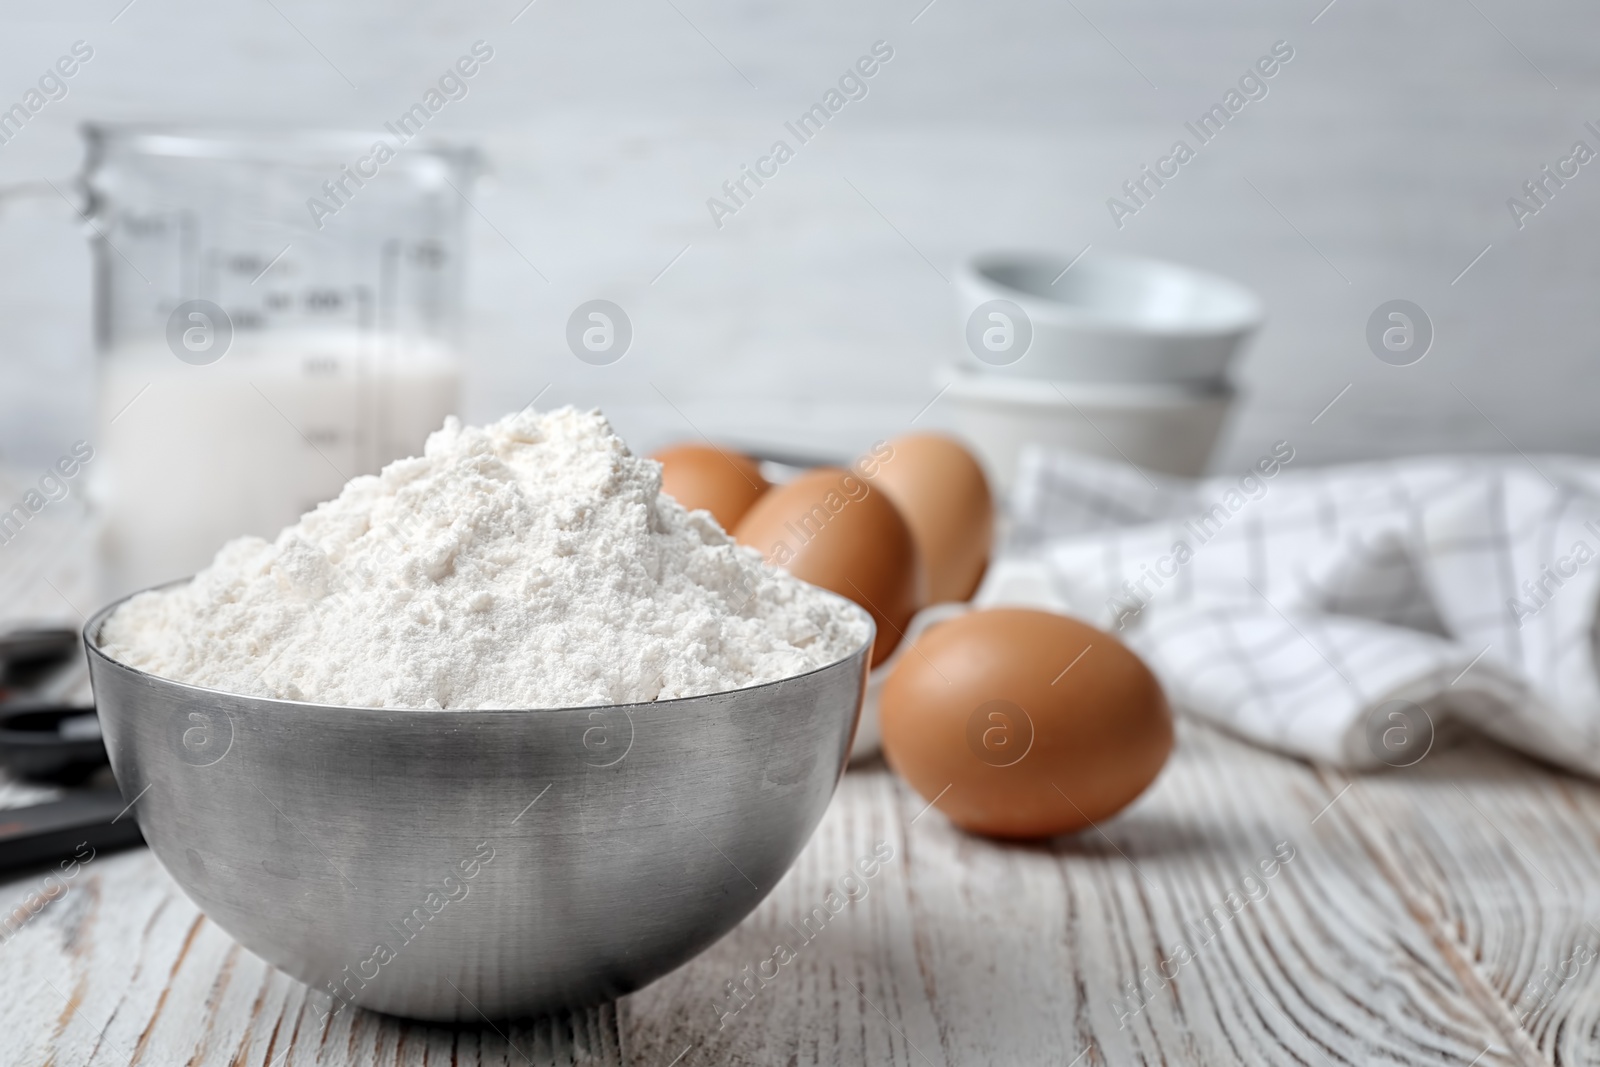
96,330,458,598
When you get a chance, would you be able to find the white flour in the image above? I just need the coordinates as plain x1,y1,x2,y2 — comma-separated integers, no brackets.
101,407,868,709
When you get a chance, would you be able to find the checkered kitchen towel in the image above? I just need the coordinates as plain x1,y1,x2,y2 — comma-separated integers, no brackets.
975,446,1600,775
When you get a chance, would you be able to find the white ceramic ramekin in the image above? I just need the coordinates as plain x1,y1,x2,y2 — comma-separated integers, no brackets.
954,251,1263,385
941,368,1235,494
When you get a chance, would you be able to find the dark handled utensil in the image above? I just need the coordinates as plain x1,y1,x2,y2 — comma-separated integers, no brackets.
0,625,107,783
0,788,143,874
0,627,144,870
0,701,109,784
0,626,80,698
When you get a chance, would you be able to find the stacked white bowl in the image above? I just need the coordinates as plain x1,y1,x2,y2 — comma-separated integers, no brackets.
946,251,1263,492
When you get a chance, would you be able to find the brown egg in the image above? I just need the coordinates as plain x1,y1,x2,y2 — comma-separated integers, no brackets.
862,433,993,603
880,608,1171,840
652,443,770,533
734,467,924,667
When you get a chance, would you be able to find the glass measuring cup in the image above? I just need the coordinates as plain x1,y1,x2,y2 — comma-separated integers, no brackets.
84,125,478,598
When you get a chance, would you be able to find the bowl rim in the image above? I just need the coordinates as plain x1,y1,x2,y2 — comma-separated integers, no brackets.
956,250,1265,337
939,365,1237,408
83,122,482,171
84,580,876,718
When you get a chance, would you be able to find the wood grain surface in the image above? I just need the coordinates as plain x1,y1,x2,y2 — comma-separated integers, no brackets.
0,719,1594,1066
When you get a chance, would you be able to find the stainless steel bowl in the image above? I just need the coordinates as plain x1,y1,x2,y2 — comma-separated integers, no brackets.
84,588,872,1022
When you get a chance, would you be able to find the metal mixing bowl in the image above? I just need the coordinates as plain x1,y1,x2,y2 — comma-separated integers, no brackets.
84,588,872,1022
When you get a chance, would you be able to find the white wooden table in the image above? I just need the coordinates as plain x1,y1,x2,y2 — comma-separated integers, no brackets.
2,716,1593,1066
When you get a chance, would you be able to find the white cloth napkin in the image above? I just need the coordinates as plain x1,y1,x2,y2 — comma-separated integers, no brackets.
976,447,1600,776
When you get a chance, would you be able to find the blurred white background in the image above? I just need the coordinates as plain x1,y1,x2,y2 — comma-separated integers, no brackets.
1,0,1595,470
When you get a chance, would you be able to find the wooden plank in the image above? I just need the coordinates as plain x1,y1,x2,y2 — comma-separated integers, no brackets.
624,722,1527,1065
1,720,1590,1065
0,847,624,1066
1324,739,1600,1067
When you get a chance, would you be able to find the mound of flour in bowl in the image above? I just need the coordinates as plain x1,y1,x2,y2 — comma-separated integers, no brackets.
100,407,868,709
